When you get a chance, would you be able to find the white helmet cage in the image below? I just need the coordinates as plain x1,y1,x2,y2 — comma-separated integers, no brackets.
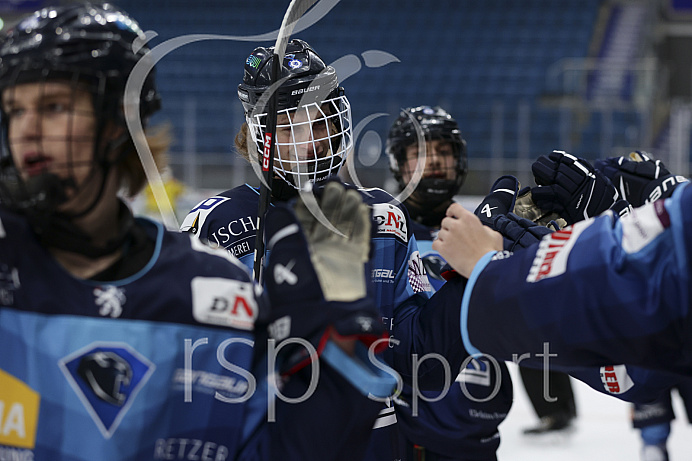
238,39,353,190
245,89,352,190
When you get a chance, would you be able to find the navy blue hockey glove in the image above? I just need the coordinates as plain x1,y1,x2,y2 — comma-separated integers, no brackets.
473,175,520,226
531,150,619,225
594,151,689,208
473,175,557,251
492,213,554,252
262,180,386,375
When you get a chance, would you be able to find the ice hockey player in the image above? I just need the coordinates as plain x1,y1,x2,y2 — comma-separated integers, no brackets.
0,3,394,459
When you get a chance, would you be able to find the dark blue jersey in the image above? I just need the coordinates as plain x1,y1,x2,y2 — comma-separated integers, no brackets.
461,183,692,376
183,184,498,460
396,219,512,460
182,184,469,383
0,206,386,460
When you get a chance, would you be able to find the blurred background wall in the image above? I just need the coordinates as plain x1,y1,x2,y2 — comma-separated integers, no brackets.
2,0,692,216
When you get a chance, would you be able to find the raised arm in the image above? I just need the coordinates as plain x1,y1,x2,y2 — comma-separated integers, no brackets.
437,184,692,376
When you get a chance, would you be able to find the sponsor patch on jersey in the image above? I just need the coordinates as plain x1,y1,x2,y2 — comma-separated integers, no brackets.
372,268,395,283
407,251,432,293
154,438,230,461
372,203,408,242
599,365,634,395
206,215,259,251
58,343,155,438
526,221,588,282
180,196,230,234
191,277,258,330
0,370,39,449
621,201,666,254
171,369,250,400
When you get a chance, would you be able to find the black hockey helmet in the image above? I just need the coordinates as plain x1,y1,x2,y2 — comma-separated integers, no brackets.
238,38,340,114
0,1,160,121
0,2,161,257
237,39,352,189
386,105,468,203
0,1,160,216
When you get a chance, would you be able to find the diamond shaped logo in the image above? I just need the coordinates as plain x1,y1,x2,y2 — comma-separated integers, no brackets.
59,342,155,438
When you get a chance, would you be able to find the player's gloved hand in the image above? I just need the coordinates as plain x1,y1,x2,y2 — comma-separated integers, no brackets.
261,180,385,375
491,213,554,252
474,175,520,227
594,151,689,207
531,150,619,225
514,187,567,230
609,198,633,218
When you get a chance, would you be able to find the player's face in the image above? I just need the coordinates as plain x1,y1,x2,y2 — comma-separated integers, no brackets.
3,81,96,189
275,103,333,167
401,139,457,185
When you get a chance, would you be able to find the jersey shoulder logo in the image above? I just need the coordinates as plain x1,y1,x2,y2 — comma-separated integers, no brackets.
372,203,408,242
191,276,258,330
407,251,432,293
58,343,155,438
180,196,230,234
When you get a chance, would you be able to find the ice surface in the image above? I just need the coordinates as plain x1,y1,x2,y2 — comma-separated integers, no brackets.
496,364,691,460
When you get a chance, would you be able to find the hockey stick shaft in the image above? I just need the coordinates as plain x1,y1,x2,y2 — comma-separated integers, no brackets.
252,0,319,283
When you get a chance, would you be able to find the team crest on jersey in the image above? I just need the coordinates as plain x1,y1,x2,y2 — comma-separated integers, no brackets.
526,221,588,282
191,277,258,330
94,286,126,318
407,251,431,293
372,203,408,242
58,343,155,438
600,365,634,395
181,196,230,234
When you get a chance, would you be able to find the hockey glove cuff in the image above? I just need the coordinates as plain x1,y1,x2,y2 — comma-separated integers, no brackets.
474,175,520,226
492,213,554,252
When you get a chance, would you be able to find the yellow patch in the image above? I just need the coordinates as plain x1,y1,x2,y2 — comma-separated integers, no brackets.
0,369,40,449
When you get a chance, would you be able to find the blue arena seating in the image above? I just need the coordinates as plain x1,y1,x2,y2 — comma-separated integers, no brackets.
116,0,610,169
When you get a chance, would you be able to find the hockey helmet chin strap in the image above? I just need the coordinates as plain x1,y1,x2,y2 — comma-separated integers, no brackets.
29,199,136,258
